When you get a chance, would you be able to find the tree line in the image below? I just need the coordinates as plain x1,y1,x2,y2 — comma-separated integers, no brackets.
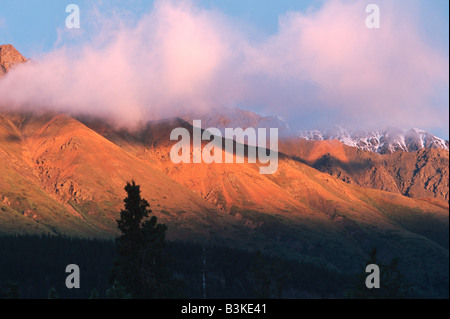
0,181,429,299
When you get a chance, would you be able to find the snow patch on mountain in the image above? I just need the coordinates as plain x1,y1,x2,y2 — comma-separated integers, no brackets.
299,126,449,154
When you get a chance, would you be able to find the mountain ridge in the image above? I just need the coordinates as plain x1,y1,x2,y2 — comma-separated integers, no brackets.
279,137,449,202
0,111,448,297
298,126,449,154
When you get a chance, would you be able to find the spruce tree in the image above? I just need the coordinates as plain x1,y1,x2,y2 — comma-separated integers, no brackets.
47,287,59,299
346,248,411,299
1,281,20,299
111,181,169,298
105,281,132,299
250,251,288,299
89,289,100,299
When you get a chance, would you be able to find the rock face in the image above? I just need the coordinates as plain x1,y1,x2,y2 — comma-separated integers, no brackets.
0,44,27,77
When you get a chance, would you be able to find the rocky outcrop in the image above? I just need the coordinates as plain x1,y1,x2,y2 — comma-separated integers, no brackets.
0,44,27,77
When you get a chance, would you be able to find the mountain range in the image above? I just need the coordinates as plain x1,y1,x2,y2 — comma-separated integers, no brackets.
0,44,448,297
299,126,449,154
180,107,449,202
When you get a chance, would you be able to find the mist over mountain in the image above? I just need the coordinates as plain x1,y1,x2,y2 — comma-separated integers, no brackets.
180,107,291,139
0,0,448,134
178,106,449,154
2,42,448,160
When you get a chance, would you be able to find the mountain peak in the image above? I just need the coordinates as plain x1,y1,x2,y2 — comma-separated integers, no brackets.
0,44,27,77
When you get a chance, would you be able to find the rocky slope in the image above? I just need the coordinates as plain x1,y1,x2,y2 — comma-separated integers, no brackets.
178,107,450,202
0,112,242,239
279,137,449,202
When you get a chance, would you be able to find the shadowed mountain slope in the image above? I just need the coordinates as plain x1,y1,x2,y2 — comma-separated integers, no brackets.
279,137,449,203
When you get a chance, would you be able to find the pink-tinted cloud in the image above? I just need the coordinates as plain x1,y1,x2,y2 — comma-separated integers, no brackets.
243,0,448,131
0,1,238,127
0,0,448,134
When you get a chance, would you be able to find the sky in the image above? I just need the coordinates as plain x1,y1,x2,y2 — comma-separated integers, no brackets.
0,0,449,138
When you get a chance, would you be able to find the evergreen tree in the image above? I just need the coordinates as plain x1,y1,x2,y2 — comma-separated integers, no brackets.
105,281,132,299
381,257,411,298
89,289,100,299
251,251,273,298
346,248,411,299
1,281,20,299
110,181,170,298
47,287,59,299
250,251,289,299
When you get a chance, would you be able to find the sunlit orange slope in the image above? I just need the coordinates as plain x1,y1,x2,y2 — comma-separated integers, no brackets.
86,117,449,249
0,113,249,241
0,113,448,289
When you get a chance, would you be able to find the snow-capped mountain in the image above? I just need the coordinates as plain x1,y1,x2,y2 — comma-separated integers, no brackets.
299,126,449,154
183,108,449,155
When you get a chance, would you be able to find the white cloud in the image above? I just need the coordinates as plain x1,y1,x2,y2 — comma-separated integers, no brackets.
0,0,447,134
